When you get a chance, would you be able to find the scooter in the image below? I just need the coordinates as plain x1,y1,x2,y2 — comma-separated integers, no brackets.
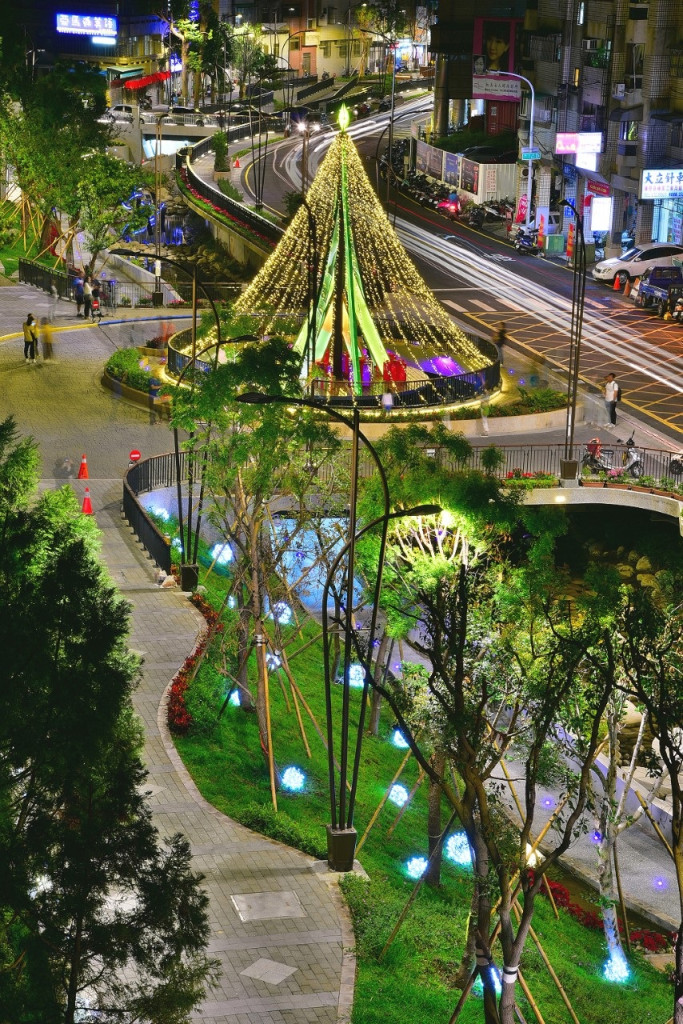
582,432,643,478
669,450,683,476
671,297,683,324
514,227,544,257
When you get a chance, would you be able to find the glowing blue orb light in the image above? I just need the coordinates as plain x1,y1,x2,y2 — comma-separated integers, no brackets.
389,784,409,807
591,830,602,844
210,542,233,565
542,796,555,810
228,595,236,609
653,876,667,891
266,652,282,671
406,856,429,879
281,766,306,792
391,728,410,749
228,690,241,707
348,663,365,688
271,601,293,625
445,832,473,867
147,505,170,522
603,947,630,983
172,538,183,551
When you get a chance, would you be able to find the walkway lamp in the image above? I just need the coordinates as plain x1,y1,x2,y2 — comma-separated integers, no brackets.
237,390,439,871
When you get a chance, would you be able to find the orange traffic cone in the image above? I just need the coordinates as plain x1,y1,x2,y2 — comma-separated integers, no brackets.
81,487,93,515
77,453,89,479
623,278,632,297
613,275,622,292
233,156,240,169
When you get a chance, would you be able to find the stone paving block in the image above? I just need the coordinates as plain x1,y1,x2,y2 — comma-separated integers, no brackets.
240,957,297,984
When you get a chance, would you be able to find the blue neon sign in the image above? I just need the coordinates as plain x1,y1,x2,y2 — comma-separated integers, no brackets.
56,13,118,38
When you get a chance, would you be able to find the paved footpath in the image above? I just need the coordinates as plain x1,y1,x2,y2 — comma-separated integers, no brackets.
0,284,352,1023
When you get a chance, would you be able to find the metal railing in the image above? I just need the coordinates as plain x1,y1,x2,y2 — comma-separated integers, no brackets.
183,160,284,245
19,259,74,299
124,452,191,574
123,442,683,575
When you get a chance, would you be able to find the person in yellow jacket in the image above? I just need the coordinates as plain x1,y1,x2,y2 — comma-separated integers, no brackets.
23,314,38,363
40,317,55,361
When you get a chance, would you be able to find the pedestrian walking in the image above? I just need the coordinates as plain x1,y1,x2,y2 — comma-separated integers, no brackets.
83,275,93,320
493,321,507,366
49,282,59,320
74,273,84,317
604,372,619,426
40,317,54,361
22,314,38,363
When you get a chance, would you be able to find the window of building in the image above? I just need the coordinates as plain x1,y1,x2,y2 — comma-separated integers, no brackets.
573,66,581,87
620,120,638,142
352,40,361,56
320,40,331,57
290,37,300,51
671,122,683,149
338,42,349,58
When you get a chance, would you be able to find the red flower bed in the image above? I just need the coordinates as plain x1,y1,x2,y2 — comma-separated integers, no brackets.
167,591,223,734
178,168,276,249
535,876,672,953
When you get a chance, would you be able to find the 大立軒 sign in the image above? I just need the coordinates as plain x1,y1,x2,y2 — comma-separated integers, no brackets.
640,168,683,201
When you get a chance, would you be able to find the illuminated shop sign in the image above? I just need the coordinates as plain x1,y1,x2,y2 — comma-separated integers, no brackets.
640,168,683,200
56,13,117,37
555,132,602,155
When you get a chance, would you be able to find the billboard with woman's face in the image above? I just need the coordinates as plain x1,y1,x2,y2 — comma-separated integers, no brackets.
472,18,523,101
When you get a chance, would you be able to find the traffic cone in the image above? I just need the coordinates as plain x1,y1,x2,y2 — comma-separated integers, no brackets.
233,156,240,168
613,275,622,292
77,453,89,479
623,278,632,297
81,488,93,515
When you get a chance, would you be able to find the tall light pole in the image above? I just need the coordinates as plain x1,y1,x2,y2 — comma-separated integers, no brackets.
490,70,535,229
237,390,439,870
561,198,587,478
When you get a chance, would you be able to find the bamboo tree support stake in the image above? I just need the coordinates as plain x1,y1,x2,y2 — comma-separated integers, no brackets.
516,967,545,1024
379,807,459,962
635,790,674,857
356,746,415,855
513,900,582,1024
256,628,278,812
386,769,426,839
274,666,293,712
288,675,351,790
497,751,560,920
612,838,631,954
276,642,311,757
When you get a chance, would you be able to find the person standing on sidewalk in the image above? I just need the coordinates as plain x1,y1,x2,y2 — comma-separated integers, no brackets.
74,273,84,316
604,373,619,426
493,322,507,366
40,317,54,361
83,275,93,320
23,314,38,363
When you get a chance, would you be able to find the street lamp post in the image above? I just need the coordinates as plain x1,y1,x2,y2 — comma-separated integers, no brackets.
561,198,587,478
490,70,535,229
237,390,439,870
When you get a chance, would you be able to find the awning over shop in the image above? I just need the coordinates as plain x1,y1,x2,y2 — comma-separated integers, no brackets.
609,104,644,122
651,111,683,123
575,167,610,186
110,71,170,90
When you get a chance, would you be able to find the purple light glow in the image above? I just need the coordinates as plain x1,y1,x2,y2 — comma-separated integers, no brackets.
654,877,667,891
417,355,464,377
591,830,602,844
542,796,554,809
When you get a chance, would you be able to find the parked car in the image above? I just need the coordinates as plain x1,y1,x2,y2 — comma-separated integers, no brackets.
99,104,135,124
592,242,683,286
633,265,683,315
171,106,213,126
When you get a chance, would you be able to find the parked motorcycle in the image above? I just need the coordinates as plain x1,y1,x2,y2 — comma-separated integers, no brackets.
582,432,643,478
669,450,683,476
671,297,683,325
514,227,544,257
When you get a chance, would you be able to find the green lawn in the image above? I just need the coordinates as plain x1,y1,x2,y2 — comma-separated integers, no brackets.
172,561,674,1024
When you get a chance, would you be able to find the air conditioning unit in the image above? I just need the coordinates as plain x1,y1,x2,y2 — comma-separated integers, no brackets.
582,38,600,51
613,83,626,99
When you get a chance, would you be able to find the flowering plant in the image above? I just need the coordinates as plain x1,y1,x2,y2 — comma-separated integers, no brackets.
167,589,223,734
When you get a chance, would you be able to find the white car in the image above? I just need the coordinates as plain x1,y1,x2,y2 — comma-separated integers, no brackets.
592,242,683,286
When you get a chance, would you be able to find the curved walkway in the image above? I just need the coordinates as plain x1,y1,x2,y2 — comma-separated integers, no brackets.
0,286,351,1024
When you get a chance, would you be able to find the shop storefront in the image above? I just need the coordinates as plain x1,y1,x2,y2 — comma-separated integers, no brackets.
640,167,683,245
652,198,683,245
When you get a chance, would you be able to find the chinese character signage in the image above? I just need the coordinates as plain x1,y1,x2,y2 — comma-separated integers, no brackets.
56,13,117,37
555,132,602,155
640,168,683,200
472,18,523,103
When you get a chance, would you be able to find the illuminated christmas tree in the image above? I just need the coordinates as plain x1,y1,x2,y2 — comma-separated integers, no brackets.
232,108,490,394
